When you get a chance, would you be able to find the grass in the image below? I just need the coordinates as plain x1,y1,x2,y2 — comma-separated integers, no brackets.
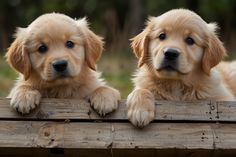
0,52,136,98
0,56,17,97
98,52,136,98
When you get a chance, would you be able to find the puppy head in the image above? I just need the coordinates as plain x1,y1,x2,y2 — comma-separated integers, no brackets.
6,13,103,82
131,9,225,79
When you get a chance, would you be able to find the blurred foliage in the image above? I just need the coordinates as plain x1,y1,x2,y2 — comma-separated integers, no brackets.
0,56,17,96
0,0,236,97
1,0,236,51
98,53,136,98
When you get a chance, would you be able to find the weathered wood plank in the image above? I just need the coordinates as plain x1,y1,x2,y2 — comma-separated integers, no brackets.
0,121,236,150
216,101,236,121
0,98,235,122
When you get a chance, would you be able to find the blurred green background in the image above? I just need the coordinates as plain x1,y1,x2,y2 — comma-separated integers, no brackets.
1,0,236,98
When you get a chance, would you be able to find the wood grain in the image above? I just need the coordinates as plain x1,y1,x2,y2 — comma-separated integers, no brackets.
0,98,236,156
0,121,236,150
0,98,235,122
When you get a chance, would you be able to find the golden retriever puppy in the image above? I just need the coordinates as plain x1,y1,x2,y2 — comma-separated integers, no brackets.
6,13,120,115
127,9,236,128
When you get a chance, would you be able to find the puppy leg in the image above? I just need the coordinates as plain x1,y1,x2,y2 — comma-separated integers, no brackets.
9,85,41,114
89,86,121,116
127,88,155,128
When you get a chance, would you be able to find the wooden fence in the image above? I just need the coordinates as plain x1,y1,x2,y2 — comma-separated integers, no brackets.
0,98,236,157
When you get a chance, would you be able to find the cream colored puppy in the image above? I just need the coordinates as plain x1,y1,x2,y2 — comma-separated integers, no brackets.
127,9,236,128
6,13,120,115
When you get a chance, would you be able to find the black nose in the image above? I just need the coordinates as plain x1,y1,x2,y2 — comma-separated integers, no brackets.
52,60,68,72
164,48,180,61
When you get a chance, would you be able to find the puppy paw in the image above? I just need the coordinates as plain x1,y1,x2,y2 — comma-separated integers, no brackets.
10,89,41,114
89,86,121,116
127,89,155,128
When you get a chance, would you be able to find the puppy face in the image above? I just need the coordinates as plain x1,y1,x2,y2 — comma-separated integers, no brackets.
131,9,225,79
6,13,103,83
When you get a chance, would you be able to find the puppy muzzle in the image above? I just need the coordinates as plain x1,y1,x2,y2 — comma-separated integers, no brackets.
160,48,180,71
52,60,69,78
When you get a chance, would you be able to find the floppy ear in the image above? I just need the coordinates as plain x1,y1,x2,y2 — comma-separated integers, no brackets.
131,29,149,67
5,28,31,80
202,23,226,75
77,18,103,70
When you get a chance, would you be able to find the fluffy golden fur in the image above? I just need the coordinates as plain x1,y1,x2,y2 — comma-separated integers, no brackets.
127,9,236,127
6,13,120,115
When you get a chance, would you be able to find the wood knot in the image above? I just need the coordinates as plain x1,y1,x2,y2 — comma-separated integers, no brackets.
44,131,50,137
210,105,215,110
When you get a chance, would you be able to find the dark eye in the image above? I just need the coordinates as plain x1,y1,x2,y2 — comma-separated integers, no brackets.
185,37,195,45
38,45,48,53
66,41,74,48
159,33,166,41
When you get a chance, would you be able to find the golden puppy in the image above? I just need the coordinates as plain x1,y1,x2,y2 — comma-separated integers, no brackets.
6,13,120,115
127,9,236,127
